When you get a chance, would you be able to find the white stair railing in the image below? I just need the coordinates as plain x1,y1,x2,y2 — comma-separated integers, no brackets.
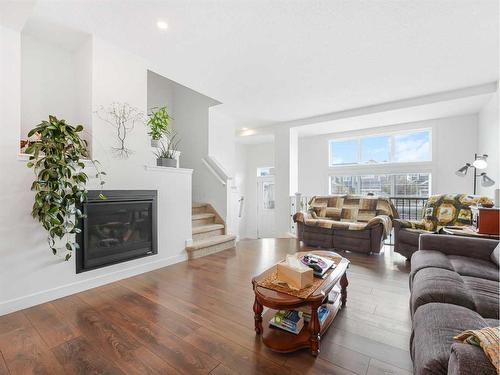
201,156,232,186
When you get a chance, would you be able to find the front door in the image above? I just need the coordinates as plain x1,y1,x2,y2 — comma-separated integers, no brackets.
257,175,276,238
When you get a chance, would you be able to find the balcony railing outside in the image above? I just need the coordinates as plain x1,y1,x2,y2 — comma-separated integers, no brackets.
389,196,428,221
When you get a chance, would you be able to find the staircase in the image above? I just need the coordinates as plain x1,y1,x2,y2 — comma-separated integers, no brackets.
186,203,236,259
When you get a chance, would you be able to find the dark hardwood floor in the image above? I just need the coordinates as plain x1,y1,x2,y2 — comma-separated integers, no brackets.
0,239,412,375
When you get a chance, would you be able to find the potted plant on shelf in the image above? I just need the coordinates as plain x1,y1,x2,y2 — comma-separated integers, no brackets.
147,106,171,147
25,115,106,260
155,129,180,168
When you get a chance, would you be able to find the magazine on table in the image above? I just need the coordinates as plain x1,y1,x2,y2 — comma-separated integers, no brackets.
299,253,336,277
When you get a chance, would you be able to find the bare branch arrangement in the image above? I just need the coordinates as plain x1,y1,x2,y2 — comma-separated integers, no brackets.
95,102,145,158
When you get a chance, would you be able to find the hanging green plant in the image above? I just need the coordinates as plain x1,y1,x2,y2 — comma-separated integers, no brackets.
25,115,106,261
147,106,171,141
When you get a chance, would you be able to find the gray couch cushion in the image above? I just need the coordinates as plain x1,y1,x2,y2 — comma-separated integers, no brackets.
485,318,500,326
462,276,500,319
448,343,497,375
411,268,475,316
491,244,500,266
410,250,454,287
448,255,499,282
412,303,490,375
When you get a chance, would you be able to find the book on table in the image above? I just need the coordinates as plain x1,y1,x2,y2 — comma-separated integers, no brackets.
294,305,331,324
269,306,331,334
269,310,304,334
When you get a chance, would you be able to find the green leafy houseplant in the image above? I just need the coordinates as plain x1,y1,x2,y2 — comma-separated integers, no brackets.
154,129,180,167
147,106,171,142
25,116,106,260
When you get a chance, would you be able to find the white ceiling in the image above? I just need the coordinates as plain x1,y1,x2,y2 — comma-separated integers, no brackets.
6,0,500,128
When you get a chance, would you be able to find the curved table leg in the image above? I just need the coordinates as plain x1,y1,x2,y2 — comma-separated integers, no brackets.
310,305,320,356
253,297,263,334
340,272,349,307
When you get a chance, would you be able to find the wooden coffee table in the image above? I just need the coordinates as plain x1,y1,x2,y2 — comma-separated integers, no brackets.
251,251,349,356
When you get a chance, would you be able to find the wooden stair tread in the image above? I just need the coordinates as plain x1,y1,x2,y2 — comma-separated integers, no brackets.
187,235,237,250
192,224,225,235
192,202,208,208
192,213,215,220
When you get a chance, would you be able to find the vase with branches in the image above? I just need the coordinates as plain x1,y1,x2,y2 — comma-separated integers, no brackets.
25,116,106,260
95,102,145,158
147,106,172,147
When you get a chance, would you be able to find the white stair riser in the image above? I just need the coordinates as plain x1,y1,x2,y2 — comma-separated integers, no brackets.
187,240,235,260
192,228,225,241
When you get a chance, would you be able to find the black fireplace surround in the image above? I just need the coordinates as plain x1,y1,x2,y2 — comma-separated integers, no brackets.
76,190,158,273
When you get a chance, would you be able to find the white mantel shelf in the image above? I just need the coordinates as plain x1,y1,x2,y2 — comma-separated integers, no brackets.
144,165,193,175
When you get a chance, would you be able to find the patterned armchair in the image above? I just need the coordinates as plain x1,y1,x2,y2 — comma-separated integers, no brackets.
293,195,398,254
394,194,493,259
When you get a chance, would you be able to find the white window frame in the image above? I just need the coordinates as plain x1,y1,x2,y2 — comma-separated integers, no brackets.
328,128,432,167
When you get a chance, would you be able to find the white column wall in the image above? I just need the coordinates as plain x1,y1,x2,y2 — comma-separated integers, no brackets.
477,90,499,197
274,127,298,237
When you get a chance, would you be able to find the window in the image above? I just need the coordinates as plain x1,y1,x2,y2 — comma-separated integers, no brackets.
361,135,390,163
329,139,358,165
329,129,431,166
393,131,430,162
330,173,431,197
257,167,273,177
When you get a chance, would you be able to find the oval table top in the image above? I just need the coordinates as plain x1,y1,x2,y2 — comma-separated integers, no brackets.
252,250,349,305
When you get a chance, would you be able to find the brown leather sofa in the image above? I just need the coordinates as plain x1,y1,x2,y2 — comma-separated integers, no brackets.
394,194,494,259
293,195,398,254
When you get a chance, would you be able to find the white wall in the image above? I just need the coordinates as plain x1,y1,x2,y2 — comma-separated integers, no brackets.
477,90,499,197
21,33,92,148
74,37,93,153
172,82,227,219
21,35,77,136
298,114,479,197
147,70,175,119
0,28,192,315
208,108,245,236
209,108,237,175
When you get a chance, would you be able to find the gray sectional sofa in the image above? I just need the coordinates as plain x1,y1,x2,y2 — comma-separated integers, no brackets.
410,234,499,375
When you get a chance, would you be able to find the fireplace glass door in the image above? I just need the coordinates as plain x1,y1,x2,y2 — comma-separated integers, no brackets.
77,190,157,273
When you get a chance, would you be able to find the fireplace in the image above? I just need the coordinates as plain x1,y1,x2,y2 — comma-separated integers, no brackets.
76,190,158,273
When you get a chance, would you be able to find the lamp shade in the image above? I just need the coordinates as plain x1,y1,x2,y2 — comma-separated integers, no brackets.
480,173,495,187
473,155,488,169
455,163,470,177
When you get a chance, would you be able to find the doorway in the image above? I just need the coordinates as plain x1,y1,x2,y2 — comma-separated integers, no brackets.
257,175,276,238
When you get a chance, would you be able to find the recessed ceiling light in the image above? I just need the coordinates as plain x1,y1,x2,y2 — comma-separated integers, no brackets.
157,21,168,30
241,127,248,131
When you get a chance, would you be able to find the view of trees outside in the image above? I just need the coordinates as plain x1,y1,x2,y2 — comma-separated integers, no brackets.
330,173,430,197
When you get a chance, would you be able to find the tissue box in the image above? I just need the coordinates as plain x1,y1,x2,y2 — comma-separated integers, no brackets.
277,262,313,290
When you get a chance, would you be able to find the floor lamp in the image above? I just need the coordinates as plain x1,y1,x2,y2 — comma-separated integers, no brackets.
455,154,495,195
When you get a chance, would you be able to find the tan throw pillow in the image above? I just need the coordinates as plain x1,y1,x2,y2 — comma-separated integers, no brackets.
454,327,500,374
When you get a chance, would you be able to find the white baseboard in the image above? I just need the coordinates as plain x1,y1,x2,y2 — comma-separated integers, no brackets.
0,253,187,316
